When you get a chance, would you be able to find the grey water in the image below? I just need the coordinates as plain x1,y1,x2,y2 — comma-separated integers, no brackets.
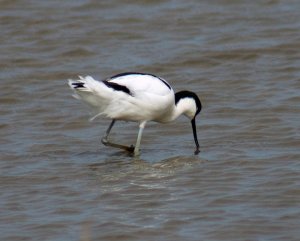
1,0,300,240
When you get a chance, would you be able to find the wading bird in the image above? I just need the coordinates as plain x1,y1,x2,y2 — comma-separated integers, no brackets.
68,72,202,156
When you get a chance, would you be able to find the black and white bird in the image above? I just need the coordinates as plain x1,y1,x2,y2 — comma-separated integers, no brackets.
68,72,202,156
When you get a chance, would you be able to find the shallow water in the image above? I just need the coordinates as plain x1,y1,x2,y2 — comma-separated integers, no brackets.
1,0,300,240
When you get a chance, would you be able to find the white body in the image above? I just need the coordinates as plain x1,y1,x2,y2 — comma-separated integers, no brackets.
68,74,195,123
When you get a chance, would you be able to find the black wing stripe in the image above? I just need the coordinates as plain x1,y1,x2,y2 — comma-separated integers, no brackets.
103,80,132,95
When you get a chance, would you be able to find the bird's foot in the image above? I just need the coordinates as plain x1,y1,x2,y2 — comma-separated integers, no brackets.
194,147,200,155
101,137,135,153
101,137,109,145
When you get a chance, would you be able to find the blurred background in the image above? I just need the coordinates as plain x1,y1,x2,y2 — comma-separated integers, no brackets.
1,0,299,240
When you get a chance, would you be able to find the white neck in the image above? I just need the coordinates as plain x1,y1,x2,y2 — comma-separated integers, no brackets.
160,98,197,123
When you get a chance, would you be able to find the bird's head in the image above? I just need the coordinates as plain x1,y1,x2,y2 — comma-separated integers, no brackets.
175,91,202,154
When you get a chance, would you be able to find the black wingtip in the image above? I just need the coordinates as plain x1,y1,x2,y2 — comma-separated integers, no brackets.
72,82,85,89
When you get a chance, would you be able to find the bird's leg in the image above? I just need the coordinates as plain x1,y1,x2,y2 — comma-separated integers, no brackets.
101,119,115,146
133,121,147,156
101,120,135,152
104,119,115,140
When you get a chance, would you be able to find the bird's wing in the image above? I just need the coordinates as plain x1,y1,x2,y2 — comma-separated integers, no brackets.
107,73,172,97
106,73,175,121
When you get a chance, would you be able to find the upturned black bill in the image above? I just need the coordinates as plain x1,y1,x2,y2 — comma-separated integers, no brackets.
191,118,200,155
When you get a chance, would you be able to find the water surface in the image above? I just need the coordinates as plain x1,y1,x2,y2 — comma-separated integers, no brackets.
1,0,300,240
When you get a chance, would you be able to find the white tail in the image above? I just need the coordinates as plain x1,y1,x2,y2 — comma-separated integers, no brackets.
68,76,113,119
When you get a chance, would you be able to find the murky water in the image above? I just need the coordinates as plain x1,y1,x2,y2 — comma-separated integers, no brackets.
1,0,300,240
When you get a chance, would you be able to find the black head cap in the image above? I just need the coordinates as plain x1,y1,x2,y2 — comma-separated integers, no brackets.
175,90,202,117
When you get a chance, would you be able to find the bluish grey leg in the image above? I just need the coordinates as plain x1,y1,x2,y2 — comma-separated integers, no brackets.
101,120,134,152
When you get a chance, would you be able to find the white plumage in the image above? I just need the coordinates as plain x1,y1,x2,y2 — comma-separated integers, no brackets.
68,72,202,156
